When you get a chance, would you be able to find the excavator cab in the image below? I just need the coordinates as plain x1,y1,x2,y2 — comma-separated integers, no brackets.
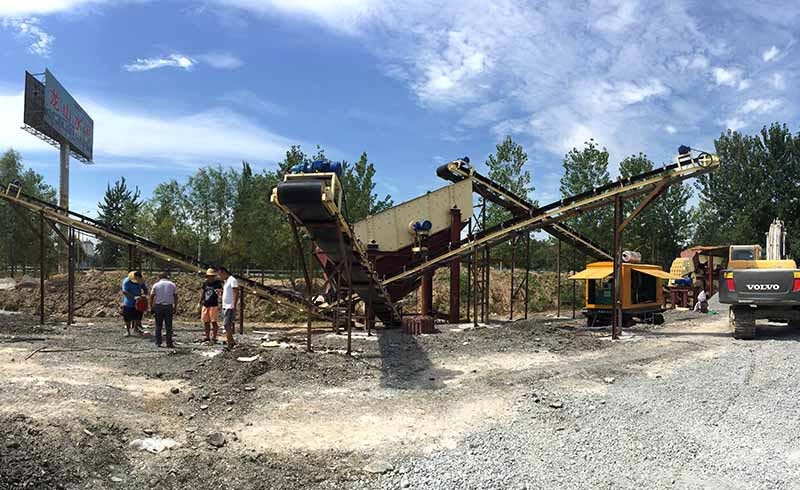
729,245,761,262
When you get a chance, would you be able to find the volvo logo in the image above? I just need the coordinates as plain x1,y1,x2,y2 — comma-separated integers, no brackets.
746,284,780,291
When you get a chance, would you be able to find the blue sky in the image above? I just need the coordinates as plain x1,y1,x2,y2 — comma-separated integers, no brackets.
0,0,797,217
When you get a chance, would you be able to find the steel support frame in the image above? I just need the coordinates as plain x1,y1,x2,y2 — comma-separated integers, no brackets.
290,222,316,352
449,208,461,323
611,195,623,340
333,225,355,356
556,239,561,318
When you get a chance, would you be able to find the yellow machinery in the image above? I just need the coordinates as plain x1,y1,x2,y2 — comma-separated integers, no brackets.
570,261,678,326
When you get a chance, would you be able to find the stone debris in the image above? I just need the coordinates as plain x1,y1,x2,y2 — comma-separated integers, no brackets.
129,437,180,454
207,432,226,448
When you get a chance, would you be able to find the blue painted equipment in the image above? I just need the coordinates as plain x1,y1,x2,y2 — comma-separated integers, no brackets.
409,220,432,233
288,159,343,177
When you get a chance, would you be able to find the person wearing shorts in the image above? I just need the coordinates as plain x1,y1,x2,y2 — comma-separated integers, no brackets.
121,271,147,336
218,267,239,351
199,268,223,344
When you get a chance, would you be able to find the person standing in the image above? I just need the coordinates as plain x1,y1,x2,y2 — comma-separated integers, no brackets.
121,270,148,336
150,271,178,348
199,268,223,344
218,267,239,350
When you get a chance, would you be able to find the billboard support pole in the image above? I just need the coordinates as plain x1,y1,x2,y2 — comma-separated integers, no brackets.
59,142,70,273
59,142,69,211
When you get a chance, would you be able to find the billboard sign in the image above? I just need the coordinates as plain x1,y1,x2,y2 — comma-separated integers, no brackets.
43,69,93,161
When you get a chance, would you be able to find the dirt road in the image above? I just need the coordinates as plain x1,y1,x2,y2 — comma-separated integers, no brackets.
1,309,798,489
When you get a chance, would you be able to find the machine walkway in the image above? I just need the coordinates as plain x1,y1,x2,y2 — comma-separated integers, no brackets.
0,183,330,319
436,159,612,261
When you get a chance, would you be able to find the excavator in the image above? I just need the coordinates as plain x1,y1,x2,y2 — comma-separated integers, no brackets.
719,219,800,339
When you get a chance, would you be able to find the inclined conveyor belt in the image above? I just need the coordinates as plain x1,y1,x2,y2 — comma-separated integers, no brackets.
437,159,613,261
275,178,402,324
0,183,328,319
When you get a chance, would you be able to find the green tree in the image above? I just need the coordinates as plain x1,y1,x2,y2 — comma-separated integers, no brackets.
694,123,800,257
560,139,612,255
341,152,394,222
96,177,142,267
483,136,535,266
619,153,691,267
138,179,195,256
185,165,238,264
0,149,57,274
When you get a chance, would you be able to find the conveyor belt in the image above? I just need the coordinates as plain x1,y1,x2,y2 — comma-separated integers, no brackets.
437,160,613,260
0,183,329,319
387,151,719,286
272,174,402,325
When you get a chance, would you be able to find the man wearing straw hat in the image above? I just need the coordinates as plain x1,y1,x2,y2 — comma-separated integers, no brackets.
199,268,223,344
121,270,148,336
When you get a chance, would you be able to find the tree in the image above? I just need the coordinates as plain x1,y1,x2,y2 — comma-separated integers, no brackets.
483,136,535,266
138,179,195,256
694,123,800,257
97,177,142,267
0,149,57,273
341,152,393,222
619,153,691,267
185,165,238,264
560,139,612,255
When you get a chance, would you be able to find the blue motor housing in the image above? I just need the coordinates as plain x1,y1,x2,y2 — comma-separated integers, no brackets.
288,159,343,176
673,277,692,287
410,220,432,233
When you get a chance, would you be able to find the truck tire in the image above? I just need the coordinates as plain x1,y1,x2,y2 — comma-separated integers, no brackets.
731,306,756,340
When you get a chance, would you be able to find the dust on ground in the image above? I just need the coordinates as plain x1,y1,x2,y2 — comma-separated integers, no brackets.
0,307,738,489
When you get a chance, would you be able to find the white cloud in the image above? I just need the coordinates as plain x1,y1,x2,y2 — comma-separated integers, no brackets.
123,54,196,72
723,117,746,131
739,98,780,115
211,0,379,34
711,66,744,87
2,17,54,56
0,1,108,17
123,52,243,72
664,125,677,134
215,0,800,177
593,0,638,33
719,98,781,132
762,45,781,62
0,90,299,167
737,79,751,91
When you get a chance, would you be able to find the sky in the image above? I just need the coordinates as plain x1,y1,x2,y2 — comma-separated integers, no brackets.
0,0,797,217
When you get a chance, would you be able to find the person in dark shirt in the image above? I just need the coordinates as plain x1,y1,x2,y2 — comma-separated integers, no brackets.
199,268,223,344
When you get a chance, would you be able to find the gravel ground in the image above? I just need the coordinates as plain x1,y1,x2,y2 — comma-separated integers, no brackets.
351,313,800,490
2,309,799,489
